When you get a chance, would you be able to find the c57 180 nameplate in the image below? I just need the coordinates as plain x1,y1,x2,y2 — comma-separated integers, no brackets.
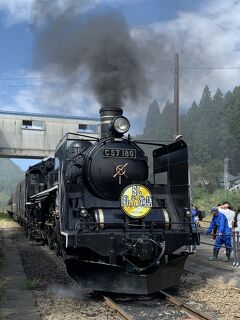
103,148,136,159
121,184,152,218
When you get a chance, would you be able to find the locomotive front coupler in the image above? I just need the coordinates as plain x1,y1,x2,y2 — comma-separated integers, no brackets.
124,240,166,273
128,236,164,261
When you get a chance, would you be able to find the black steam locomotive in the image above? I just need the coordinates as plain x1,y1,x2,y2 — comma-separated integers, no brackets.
9,107,199,294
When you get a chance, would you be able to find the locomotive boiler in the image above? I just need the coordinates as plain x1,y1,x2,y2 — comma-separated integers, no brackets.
9,107,199,294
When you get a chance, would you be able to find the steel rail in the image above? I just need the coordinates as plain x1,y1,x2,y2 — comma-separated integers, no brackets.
103,295,133,320
160,290,215,320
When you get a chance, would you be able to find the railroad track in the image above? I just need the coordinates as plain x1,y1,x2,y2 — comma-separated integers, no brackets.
160,290,215,320
103,291,215,320
103,295,133,320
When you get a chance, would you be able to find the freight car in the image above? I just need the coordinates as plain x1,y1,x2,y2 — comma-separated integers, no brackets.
9,107,199,294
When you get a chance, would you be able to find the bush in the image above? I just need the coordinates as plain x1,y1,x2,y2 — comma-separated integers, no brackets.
192,187,240,216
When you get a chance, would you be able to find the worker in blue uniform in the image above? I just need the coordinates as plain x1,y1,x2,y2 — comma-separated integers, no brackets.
206,207,232,261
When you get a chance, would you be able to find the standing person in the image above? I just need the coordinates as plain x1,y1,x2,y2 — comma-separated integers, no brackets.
232,208,240,266
207,207,232,261
218,201,235,238
219,202,235,226
210,203,222,241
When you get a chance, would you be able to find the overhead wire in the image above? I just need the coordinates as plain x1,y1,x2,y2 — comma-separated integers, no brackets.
157,78,174,109
183,66,240,69
0,65,239,90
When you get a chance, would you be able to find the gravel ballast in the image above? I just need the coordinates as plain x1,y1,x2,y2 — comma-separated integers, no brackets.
15,229,240,320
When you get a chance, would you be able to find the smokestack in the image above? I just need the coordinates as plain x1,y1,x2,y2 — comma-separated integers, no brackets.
99,107,123,138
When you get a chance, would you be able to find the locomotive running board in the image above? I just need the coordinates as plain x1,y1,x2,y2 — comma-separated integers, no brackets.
65,254,188,294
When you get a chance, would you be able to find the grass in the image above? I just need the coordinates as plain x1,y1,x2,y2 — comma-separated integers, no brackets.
0,212,11,221
0,212,19,229
23,279,39,290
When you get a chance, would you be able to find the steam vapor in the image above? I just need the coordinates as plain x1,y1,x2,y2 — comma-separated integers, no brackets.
48,283,91,299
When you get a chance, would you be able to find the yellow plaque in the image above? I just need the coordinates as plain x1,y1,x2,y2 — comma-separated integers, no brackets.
121,184,152,218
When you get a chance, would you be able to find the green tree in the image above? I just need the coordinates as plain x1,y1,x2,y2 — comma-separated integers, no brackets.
199,85,212,108
143,100,161,139
0,159,24,204
157,101,175,140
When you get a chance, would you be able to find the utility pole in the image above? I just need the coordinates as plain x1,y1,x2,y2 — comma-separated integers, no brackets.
173,53,179,139
224,157,229,198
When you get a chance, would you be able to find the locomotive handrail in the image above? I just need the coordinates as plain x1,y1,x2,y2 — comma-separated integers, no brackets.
55,131,99,149
66,132,99,140
73,221,194,228
74,221,194,226
133,140,168,146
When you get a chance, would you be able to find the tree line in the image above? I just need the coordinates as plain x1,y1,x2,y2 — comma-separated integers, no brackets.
141,85,240,194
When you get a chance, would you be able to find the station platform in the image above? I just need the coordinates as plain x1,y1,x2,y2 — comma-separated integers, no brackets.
0,228,41,320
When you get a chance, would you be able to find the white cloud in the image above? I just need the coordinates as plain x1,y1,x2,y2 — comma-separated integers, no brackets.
132,0,240,109
8,69,101,118
0,0,33,24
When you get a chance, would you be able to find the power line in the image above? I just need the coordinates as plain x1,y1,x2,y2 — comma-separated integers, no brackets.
0,76,88,80
181,67,240,70
0,69,173,82
0,81,89,88
1,66,239,84
158,78,174,109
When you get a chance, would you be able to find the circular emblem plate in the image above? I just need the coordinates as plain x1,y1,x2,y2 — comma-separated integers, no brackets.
121,184,152,218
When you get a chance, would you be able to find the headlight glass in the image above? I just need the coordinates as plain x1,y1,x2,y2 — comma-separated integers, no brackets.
113,117,130,134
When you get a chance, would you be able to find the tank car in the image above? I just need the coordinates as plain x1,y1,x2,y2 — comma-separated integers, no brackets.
10,107,199,294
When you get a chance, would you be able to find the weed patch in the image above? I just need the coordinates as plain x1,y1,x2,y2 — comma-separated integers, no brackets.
23,279,39,290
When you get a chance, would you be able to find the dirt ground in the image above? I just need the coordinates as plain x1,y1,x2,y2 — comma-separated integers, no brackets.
180,273,240,320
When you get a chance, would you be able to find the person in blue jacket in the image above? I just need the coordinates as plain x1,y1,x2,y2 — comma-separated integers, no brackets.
206,207,232,261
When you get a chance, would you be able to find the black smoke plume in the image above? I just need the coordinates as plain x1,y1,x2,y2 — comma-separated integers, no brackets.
32,1,146,109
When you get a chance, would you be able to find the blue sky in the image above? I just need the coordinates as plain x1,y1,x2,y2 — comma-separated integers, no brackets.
0,0,240,170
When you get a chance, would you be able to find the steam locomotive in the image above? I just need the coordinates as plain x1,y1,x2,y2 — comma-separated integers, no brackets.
9,107,199,294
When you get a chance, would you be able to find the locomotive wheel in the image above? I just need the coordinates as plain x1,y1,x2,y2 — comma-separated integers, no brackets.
53,226,61,256
53,237,61,255
27,229,32,241
61,249,67,260
47,230,54,250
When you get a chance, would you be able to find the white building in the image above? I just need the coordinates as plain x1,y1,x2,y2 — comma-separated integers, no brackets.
0,110,100,158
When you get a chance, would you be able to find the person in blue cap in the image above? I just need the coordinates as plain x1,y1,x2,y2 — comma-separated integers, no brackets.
206,207,232,261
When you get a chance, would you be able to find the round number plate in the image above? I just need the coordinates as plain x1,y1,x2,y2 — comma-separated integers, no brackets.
121,184,152,218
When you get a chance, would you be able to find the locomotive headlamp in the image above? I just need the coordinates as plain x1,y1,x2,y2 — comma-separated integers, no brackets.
111,116,130,136
80,208,88,218
184,208,191,217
